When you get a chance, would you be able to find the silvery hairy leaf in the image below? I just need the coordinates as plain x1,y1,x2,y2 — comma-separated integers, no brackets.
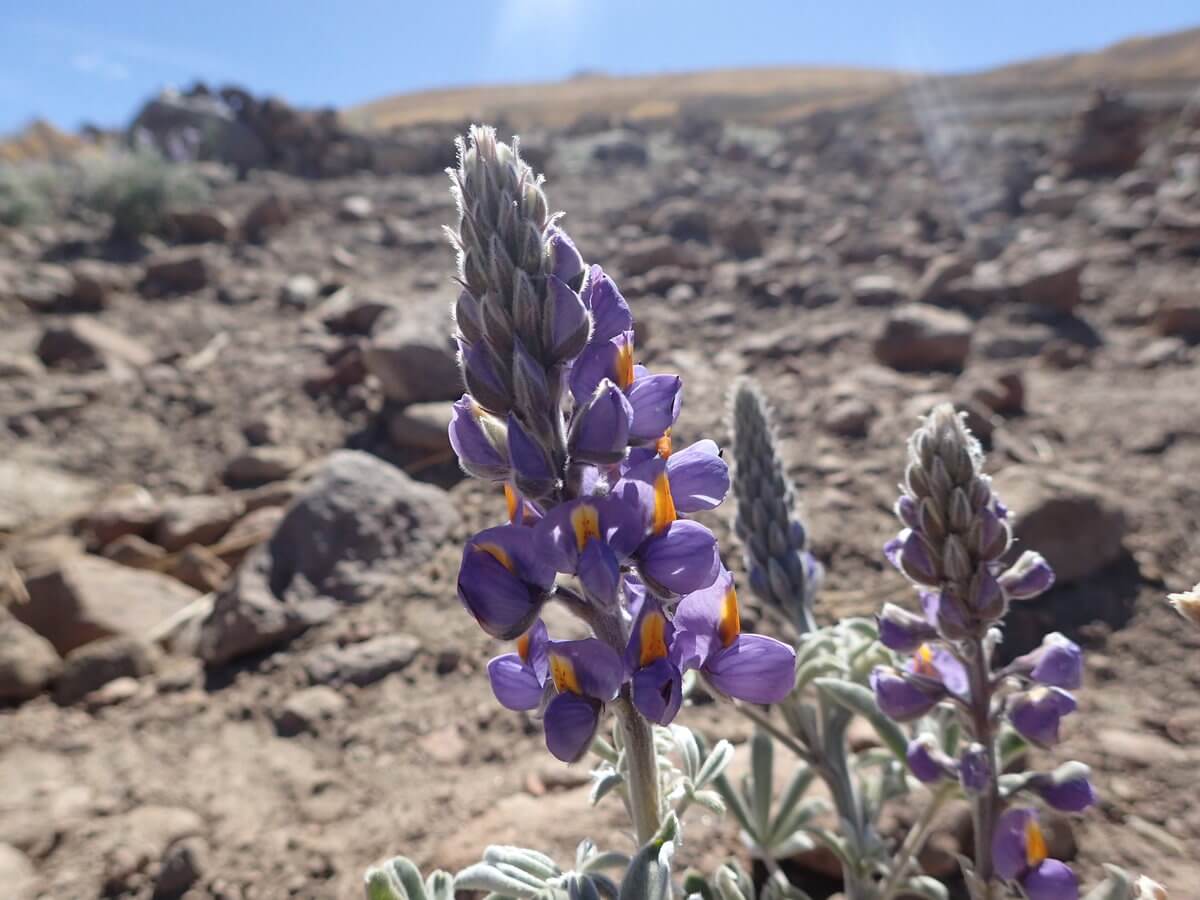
484,846,561,881
693,739,734,789
813,677,908,761
453,862,544,898
364,855,431,900
589,768,624,805
902,875,950,900
750,729,774,842
670,724,702,780
1081,865,1136,900
714,863,755,900
710,771,758,845
618,814,677,900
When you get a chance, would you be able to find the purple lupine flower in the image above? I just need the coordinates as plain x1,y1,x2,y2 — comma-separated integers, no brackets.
625,596,682,725
1011,633,1083,690
993,808,1079,900
568,379,633,465
671,569,796,704
1008,687,1078,747
615,456,721,596
622,437,730,514
906,735,952,784
999,550,1056,601
877,602,938,653
460,339,512,416
458,525,557,639
547,227,585,285
506,413,557,498
543,638,624,763
884,529,940,587
535,494,645,607
1029,762,1097,813
487,620,550,710
449,396,510,481
871,643,968,722
919,589,972,641
570,331,682,445
958,743,990,793
545,274,592,363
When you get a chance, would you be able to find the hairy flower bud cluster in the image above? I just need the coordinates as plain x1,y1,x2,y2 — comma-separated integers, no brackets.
886,404,1053,639
447,127,795,766
730,380,823,636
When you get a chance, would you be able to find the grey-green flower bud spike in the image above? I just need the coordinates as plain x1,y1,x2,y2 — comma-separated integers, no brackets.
730,379,823,637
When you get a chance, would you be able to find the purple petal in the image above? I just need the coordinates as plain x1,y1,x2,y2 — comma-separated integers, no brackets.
506,414,555,495
670,570,732,669
547,227,584,285
457,547,544,640
906,736,949,784
1022,861,1078,900
884,535,904,571
625,594,674,672
993,807,1038,880
488,653,545,710
569,337,621,403
570,379,633,464
877,602,938,653
467,525,557,590
1009,687,1077,747
637,519,721,596
895,495,920,530
1017,632,1083,690
581,265,633,342
534,494,644,575
544,692,602,763
462,340,510,414
547,638,625,701
626,374,683,443
631,657,683,725
666,440,730,512
898,529,939,586
578,538,620,608
1033,765,1097,813
546,274,591,363
929,646,970,698
958,744,990,793
449,395,509,481
1000,551,1056,601
706,634,796,704
870,666,945,722
920,589,971,640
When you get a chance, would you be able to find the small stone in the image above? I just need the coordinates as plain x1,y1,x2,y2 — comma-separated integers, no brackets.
274,685,347,736
37,318,155,372
1094,729,1186,768
140,250,209,296
19,555,201,655
85,484,161,548
102,534,168,569
873,303,972,372
1154,301,1200,339
0,460,99,534
223,446,305,486
303,634,421,687
279,273,320,308
0,843,36,900
168,207,234,243
1007,248,1085,313
418,725,468,764
154,836,208,898
434,648,460,676
338,195,374,222
913,253,975,304
0,354,45,379
312,287,392,335
852,273,905,306
53,635,159,705
85,676,141,710
167,544,230,592
823,397,876,438
0,608,62,703
156,494,246,552
1135,336,1186,368
969,371,1025,415
619,236,698,277
62,260,122,311
991,466,1128,584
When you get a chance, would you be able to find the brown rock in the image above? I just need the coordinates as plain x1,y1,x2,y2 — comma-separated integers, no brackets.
241,193,291,240
222,446,305,486
991,466,1128,584
85,484,161,548
1007,248,1085,313
852,273,906,307
155,494,245,552
61,260,124,311
0,460,99,534
1063,89,1146,177
873,303,972,372
363,325,462,405
18,555,202,654
823,397,876,438
969,371,1025,416
1095,729,1186,768
620,235,699,277
303,634,420,687
0,843,36,900
274,685,347,736
386,402,453,452
913,253,975,304
53,635,159,706
1154,302,1200,339
0,608,62,703
0,354,45,379
167,544,230,592
312,287,392,335
140,250,209,296
102,534,168,569
168,207,234,243
36,318,154,372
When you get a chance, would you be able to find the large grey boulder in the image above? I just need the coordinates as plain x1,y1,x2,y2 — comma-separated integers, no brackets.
197,451,457,665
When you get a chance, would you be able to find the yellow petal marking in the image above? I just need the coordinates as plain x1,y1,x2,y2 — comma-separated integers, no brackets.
656,429,673,459
652,471,677,535
477,542,514,573
1025,817,1048,868
571,504,601,552
718,585,741,648
504,483,520,524
914,643,937,677
638,610,670,667
549,653,581,694
615,341,635,390
516,631,531,664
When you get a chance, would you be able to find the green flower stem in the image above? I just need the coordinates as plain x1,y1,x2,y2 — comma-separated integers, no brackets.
614,694,662,846
878,784,954,900
965,637,1000,899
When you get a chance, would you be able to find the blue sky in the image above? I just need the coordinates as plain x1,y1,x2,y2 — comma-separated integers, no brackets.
2,1,1197,133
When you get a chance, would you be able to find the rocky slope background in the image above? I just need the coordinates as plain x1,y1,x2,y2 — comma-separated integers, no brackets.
2,29,1200,900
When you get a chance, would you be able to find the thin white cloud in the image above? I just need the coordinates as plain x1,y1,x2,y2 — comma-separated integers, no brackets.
71,52,130,81
489,0,590,77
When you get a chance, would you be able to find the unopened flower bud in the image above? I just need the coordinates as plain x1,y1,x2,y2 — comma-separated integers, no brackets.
1009,686,1077,747
569,379,633,465
870,665,946,722
546,225,584,286
958,743,990,793
1028,761,1097,813
1000,551,1056,601
506,414,556,499
906,734,952,784
1011,632,1083,689
448,396,509,481
877,603,938,653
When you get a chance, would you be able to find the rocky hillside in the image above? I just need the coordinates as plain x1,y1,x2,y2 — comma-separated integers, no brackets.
1,71,1199,900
